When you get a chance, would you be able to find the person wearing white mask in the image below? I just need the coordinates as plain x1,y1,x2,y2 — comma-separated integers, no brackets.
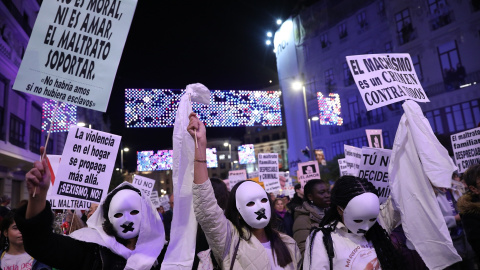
14,147,165,270
304,176,402,270
187,113,301,270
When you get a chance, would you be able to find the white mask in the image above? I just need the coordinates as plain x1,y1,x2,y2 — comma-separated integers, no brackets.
341,192,379,235
235,181,271,229
108,189,142,239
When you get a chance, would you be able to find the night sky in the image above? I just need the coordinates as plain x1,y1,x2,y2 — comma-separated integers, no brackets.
105,1,297,171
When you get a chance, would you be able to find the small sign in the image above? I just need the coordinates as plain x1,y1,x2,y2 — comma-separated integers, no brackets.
451,127,480,173
228,169,247,188
358,147,392,203
131,174,156,197
366,129,384,148
344,145,362,176
297,161,320,187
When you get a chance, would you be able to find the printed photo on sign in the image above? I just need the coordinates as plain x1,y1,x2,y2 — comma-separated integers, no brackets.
13,0,138,112
346,53,429,111
366,129,383,148
297,161,320,188
451,127,480,173
314,149,327,166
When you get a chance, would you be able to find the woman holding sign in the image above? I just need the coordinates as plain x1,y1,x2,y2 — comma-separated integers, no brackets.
187,113,301,269
14,147,166,270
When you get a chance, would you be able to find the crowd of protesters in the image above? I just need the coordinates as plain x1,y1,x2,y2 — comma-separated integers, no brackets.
0,116,478,269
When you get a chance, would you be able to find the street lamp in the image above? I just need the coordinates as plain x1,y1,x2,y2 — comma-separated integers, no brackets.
224,141,233,169
292,80,314,160
121,147,129,172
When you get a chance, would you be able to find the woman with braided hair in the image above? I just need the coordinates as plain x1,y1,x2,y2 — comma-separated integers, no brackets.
303,176,402,270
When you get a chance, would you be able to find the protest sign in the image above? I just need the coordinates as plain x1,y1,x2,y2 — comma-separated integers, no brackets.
451,127,480,173
346,53,429,111
158,194,170,211
344,145,362,176
358,147,392,203
229,169,247,188
297,161,320,187
13,0,138,112
248,171,259,179
338,158,348,177
366,129,384,148
51,125,120,204
132,174,156,197
150,191,161,209
258,153,281,194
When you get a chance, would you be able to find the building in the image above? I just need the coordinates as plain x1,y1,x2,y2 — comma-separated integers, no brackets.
0,0,110,207
275,0,480,177
207,138,241,179
244,126,288,171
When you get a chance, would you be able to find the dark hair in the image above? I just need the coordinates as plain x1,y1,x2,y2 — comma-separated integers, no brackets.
102,185,142,242
303,179,325,202
463,164,480,188
225,180,293,267
0,211,16,251
210,177,229,211
294,183,302,191
309,176,401,270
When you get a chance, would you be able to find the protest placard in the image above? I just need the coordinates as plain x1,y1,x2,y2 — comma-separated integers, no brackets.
358,147,392,203
297,161,320,187
451,127,480,173
346,53,429,111
13,0,138,112
258,153,279,182
248,171,259,179
150,191,161,209
131,174,156,197
229,169,247,188
51,125,120,204
338,158,348,177
366,129,384,148
344,145,362,176
158,194,170,211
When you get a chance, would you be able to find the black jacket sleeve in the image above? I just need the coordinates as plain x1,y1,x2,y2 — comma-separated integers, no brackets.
15,202,99,270
461,213,480,258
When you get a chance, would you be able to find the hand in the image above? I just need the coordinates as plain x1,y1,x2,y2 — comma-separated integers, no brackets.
454,214,461,222
26,147,51,198
187,112,206,146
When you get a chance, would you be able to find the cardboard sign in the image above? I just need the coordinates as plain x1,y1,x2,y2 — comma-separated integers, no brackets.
258,153,279,181
228,169,247,188
297,161,320,187
338,158,348,177
131,174,156,197
247,171,259,179
13,0,138,112
358,147,392,203
158,194,170,211
366,129,384,148
346,53,429,111
344,145,362,176
51,125,120,203
150,191,161,209
451,127,480,173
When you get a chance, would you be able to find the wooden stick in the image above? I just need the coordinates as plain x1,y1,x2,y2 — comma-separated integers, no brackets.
69,210,75,235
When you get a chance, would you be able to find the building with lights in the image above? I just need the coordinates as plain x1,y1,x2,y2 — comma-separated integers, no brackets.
275,0,480,178
207,138,241,179
0,0,110,206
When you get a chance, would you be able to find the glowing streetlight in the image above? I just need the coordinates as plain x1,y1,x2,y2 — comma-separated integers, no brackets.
266,40,271,45
77,122,86,127
276,19,282,25
291,81,303,91
267,32,272,37
311,116,319,121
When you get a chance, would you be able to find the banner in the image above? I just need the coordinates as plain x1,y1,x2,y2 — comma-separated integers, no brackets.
131,174,156,197
358,147,392,203
366,129,384,148
228,169,247,188
297,160,320,187
451,127,480,173
344,145,362,176
13,0,138,112
51,125,120,203
346,53,429,111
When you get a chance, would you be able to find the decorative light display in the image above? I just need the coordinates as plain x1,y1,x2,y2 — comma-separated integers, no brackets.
238,144,256,164
317,92,343,126
125,89,282,128
137,150,173,171
42,99,77,132
206,148,218,168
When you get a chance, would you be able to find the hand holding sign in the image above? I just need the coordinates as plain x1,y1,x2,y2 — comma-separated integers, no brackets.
25,147,51,218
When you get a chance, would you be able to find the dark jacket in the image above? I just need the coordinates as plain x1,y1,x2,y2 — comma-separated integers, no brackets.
457,192,480,258
14,202,163,270
286,193,303,215
292,201,325,257
273,211,294,237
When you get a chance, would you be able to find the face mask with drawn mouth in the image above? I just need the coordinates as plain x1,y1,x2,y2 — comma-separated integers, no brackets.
108,189,143,239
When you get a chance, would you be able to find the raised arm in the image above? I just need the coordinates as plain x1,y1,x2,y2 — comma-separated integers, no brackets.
187,112,208,184
25,147,51,219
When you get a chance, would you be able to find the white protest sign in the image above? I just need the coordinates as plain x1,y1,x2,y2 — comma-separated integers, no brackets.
46,155,92,209
338,158,348,177
13,0,138,112
366,129,384,148
247,171,259,179
344,145,362,176
229,169,247,188
259,153,281,194
451,127,480,173
297,161,320,187
51,125,120,204
131,174,155,197
158,194,170,211
150,191,161,209
346,53,429,111
358,147,392,203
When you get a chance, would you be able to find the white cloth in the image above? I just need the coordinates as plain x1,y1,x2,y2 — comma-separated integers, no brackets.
388,100,461,270
162,83,210,270
71,182,165,270
1,252,33,270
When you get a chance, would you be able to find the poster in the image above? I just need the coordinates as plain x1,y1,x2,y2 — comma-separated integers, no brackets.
358,147,392,203
150,191,161,209
344,145,362,176
338,158,348,177
258,153,280,194
228,169,247,188
346,53,429,111
451,127,480,173
158,194,170,211
366,129,384,148
51,125,120,204
131,174,156,197
297,160,320,187
13,0,138,112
